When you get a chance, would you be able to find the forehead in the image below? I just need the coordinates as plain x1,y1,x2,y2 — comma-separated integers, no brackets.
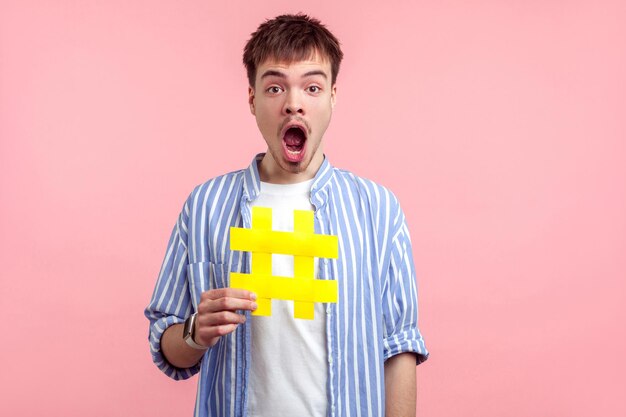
256,52,331,78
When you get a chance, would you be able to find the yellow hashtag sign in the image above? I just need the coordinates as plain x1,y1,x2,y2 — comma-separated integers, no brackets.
230,206,338,320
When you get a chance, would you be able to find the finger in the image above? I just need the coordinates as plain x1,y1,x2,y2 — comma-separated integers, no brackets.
197,311,246,328
202,287,257,301
196,323,239,344
199,296,258,313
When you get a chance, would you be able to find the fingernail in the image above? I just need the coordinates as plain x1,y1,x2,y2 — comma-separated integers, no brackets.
252,303,258,310
250,292,257,301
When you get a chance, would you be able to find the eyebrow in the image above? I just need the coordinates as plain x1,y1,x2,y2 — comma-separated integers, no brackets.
260,69,328,80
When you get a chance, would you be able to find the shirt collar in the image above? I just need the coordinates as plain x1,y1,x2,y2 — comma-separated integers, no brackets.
242,153,334,209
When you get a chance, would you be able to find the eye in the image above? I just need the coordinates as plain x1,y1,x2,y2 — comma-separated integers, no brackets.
307,85,321,94
266,86,283,94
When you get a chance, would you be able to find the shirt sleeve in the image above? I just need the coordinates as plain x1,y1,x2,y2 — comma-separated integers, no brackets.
144,198,201,380
381,207,429,365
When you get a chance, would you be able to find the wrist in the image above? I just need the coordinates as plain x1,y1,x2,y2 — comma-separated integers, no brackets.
183,313,208,350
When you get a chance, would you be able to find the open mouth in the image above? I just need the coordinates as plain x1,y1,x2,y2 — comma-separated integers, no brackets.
282,126,307,162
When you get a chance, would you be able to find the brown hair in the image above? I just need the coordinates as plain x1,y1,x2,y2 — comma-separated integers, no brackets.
243,14,344,87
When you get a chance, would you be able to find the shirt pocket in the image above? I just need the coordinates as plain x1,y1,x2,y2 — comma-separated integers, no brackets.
186,261,230,311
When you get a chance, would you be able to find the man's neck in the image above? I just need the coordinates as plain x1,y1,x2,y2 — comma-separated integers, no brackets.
258,152,323,184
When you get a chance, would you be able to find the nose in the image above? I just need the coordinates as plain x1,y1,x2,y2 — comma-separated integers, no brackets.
283,90,304,115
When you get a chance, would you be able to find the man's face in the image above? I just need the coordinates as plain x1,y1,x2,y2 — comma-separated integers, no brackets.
249,53,336,183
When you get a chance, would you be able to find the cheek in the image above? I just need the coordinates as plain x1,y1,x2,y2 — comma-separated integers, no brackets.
311,99,333,114
256,101,280,119
312,104,333,124
254,104,271,121
255,110,277,137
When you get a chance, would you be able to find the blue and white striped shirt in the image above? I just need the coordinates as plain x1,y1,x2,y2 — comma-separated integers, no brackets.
145,154,428,417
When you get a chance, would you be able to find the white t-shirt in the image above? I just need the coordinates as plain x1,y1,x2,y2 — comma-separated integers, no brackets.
247,179,328,417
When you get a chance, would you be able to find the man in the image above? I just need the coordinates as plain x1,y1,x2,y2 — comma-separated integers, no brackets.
145,14,428,417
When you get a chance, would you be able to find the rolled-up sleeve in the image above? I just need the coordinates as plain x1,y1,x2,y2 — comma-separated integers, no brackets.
144,198,201,380
382,209,429,365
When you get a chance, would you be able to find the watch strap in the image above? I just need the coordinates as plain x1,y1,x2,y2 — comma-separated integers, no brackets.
184,313,208,350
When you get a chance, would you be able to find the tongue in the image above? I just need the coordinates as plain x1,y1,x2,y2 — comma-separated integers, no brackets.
284,128,305,146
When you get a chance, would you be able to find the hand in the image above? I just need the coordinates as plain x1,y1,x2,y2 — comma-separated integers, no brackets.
194,288,257,348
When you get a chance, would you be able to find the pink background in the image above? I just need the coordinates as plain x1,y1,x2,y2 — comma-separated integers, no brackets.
1,1,625,416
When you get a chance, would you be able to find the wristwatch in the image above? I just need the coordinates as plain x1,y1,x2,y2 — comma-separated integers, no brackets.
183,313,208,350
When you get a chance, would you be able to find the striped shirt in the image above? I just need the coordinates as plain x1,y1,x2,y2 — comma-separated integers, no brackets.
145,154,429,417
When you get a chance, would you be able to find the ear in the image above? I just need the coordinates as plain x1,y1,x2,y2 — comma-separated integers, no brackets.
248,86,256,115
331,84,337,108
